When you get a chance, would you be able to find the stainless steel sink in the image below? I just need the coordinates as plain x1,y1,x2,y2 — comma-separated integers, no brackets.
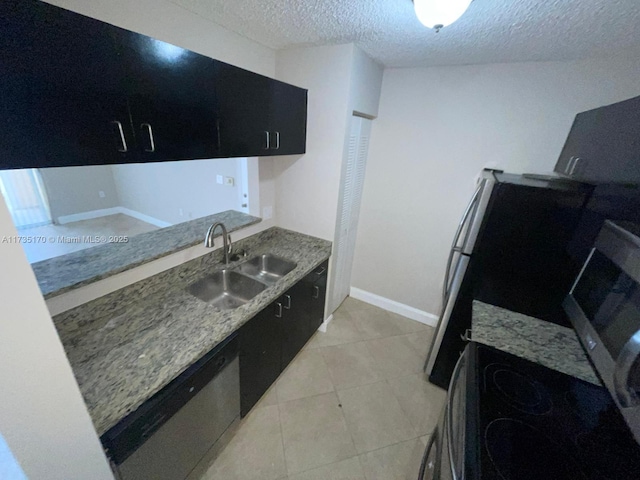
234,254,297,286
186,270,267,310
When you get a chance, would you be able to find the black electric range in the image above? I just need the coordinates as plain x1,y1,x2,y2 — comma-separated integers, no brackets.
465,343,640,480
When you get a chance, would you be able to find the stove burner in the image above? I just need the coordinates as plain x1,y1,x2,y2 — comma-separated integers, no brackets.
488,366,552,415
485,419,587,480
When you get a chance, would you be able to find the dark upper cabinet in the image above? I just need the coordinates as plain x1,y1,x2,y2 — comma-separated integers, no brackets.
0,0,308,170
555,109,599,178
215,61,272,157
215,62,308,158
118,33,221,161
269,80,308,155
0,0,131,168
555,96,640,184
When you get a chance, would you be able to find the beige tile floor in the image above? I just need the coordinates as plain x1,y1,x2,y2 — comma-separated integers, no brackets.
198,297,446,480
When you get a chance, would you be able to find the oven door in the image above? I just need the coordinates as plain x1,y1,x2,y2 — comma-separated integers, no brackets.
419,346,468,480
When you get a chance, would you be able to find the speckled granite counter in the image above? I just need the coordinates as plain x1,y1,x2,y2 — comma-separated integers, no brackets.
34,210,260,299
53,227,331,435
472,300,600,385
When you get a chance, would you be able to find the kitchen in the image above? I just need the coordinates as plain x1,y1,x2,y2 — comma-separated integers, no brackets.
1,0,640,479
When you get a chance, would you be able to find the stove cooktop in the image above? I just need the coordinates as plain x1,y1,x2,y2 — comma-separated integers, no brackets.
468,344,640,480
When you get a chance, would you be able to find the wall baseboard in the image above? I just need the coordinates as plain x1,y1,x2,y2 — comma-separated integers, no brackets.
57,207,122,225
349,287,439,327
57,207,171,228
318,314,334,333
117,208,172,229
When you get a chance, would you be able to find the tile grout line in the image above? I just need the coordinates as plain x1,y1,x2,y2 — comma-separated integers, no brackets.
333,388,361,473
276,402,291,477
307,328,432,351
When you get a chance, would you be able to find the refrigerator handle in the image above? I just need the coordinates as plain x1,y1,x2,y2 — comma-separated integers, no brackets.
443,181,484,302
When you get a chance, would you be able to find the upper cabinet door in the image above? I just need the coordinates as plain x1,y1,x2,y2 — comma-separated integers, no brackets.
118,33,220,162
269,80,308,156
0,0,132,169
554,109,600,179
555,96,640,184
215,61,271,157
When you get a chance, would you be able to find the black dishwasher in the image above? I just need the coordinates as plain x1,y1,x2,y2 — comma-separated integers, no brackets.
101,335,239,480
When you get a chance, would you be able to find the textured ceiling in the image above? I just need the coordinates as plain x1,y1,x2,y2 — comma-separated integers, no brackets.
168,0,640,67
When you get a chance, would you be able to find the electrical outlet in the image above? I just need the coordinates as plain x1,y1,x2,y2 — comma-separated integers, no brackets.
216,175,223,184
179,208,184,217
224,176,234,186
99,190,106,198
262,206,273,220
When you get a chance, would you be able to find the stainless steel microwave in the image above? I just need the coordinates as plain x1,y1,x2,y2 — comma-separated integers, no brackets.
564,220,640,442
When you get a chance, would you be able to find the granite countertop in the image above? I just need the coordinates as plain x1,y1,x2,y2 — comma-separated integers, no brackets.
53,227,331,435
472,300,601,385
34,209,261,299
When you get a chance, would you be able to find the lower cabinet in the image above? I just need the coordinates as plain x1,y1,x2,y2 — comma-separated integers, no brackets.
239,260,328,416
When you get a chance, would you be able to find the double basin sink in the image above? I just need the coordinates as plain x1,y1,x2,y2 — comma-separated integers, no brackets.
186,254,297,311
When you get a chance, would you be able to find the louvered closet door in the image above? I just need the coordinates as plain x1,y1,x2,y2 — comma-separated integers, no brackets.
332,115,372,311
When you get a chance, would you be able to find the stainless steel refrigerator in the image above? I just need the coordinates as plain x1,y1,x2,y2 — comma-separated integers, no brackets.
425,169,593,388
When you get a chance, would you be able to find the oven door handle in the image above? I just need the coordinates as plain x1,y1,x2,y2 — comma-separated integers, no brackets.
614,330,640,408
446,347,467,480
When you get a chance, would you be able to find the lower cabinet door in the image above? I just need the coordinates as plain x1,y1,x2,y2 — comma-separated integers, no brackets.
281,261,329,369
281,282,311,370
306,261,328,338
239,302,282,417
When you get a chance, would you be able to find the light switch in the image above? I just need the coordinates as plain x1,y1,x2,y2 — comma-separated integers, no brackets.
216,175,223,184
224,176,234,186
99,190,106,198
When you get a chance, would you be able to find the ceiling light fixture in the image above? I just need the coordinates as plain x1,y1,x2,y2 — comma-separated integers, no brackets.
413,0,473,32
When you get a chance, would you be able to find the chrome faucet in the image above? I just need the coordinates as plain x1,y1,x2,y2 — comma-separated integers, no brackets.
204,222,231,264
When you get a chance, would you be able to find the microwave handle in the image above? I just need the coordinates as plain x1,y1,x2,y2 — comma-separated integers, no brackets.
614,330,640,408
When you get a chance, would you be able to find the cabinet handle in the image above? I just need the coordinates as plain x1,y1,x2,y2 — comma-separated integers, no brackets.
312,286,320,299
216,119,221,150
284,294,291,310
141,123,156,152
569,157,581,176
111,121,128,152
264,131,270,150
274,131,280,150
315,267,326,275
275,302,283,318
565,156,575,174
460,329,472,342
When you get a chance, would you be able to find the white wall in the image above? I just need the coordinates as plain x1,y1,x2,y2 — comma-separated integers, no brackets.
40,165,120,222
273,44,355,241
351,53,640,316
274,44,382,316
273,44,383,241
111,158,243,225
42,0,275,77
0,196,114,480
349,47,384,118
